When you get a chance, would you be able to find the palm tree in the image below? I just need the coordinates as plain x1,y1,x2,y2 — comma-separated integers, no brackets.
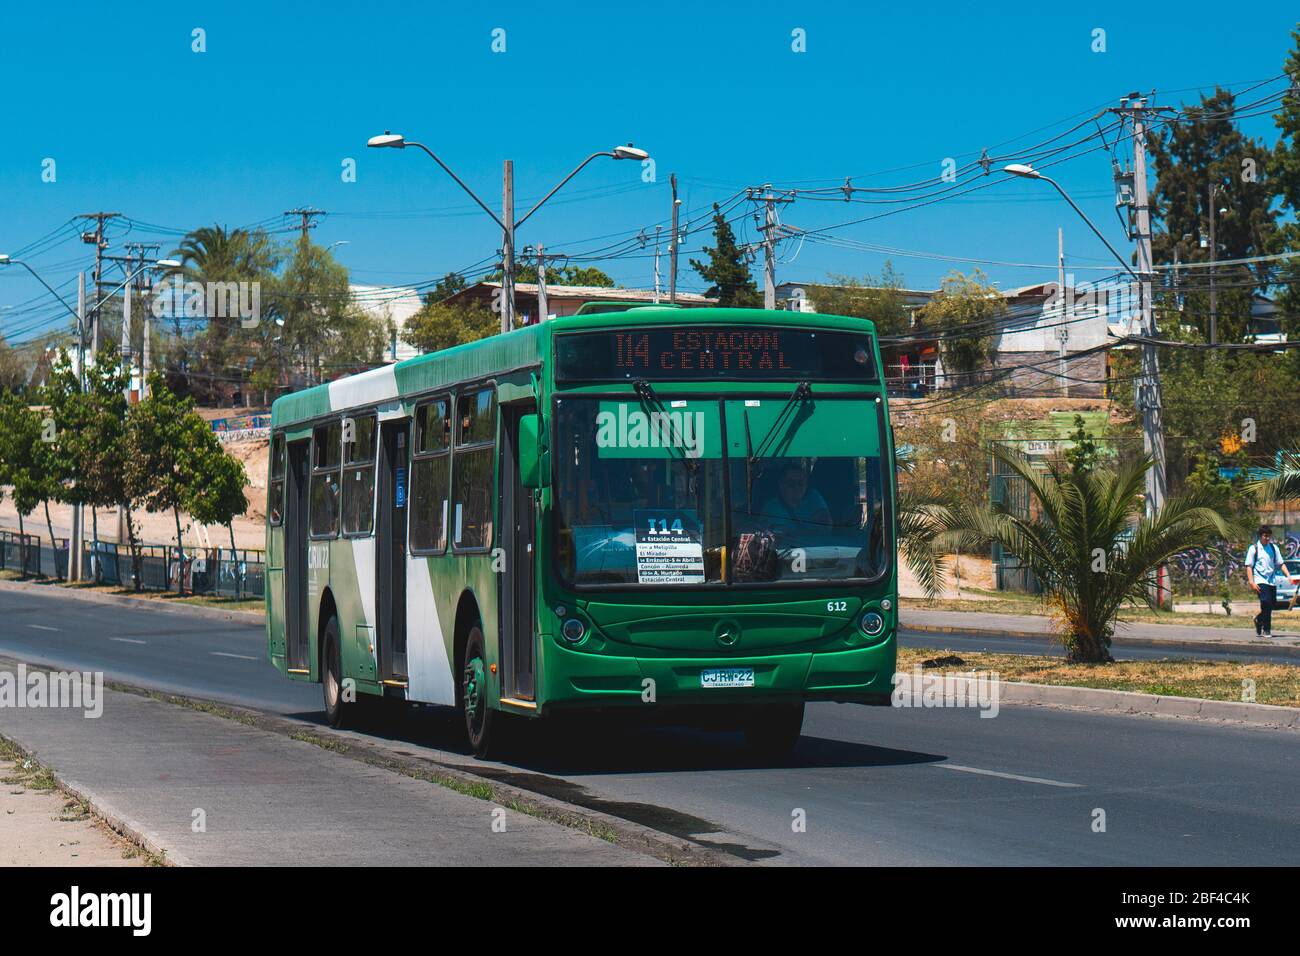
1250,451,1300,505
943,445,1239,663
894,450,954,600
170,226,280,405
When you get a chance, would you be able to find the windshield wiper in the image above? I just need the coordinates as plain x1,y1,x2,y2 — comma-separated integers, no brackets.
632,379,699,476
747,381,812,474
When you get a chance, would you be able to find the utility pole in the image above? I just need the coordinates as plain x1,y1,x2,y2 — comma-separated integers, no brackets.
669,173,680,304
1110,94,1168,603
284,207,326,244
124,242,160,399
79,212,120,360
1208,185,1218,345
499,161,516,334
1057,227,1069,398
754,186,794,310
653,225,663,303
535,244,548,323
70,272,86,582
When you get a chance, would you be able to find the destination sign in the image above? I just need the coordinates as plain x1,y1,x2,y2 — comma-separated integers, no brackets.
555,327,877,382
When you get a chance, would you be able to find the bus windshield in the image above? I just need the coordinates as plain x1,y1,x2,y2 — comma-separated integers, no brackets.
553,395,887,587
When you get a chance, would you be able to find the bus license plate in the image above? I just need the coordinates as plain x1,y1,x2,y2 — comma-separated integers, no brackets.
700,667,754,688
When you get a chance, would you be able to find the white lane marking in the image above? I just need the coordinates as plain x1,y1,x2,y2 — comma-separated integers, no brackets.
27,624,59,631
110,638,147,645
940,764,1082,788
210,652,259,661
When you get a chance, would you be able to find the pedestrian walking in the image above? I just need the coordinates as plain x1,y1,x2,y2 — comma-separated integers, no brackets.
1246,525,1294,638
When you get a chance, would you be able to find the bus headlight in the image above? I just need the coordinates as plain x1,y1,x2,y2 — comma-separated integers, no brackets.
860,611,885,637
561,618,587,643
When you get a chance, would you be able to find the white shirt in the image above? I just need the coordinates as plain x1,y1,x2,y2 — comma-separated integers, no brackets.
1246,540,1286,588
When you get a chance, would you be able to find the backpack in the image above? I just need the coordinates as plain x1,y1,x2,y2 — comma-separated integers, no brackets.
733,531,780,582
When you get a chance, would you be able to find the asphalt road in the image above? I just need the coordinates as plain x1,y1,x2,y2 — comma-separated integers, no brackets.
1,585,1297,865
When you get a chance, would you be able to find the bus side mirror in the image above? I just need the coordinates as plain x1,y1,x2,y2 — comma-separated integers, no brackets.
519,414,548,489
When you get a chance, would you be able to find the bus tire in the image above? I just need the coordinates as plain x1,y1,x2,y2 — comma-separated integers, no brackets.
744,702,804,757
462,626,501,758
322,616,356,729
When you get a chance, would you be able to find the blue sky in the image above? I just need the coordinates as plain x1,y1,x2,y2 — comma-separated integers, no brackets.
1,2,1296,342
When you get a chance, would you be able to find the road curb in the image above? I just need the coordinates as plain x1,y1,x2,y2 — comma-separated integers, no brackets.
0,656,741,867
0,577,264,625
974,677,1300,730
0,732,188,866
902,620,1300,659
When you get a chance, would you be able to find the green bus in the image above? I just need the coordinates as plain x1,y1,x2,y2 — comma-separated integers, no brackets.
265,304,897,757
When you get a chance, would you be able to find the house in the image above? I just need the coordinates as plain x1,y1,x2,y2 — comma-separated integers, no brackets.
774,281,940,396
992,282,1116,398
350,284,424,363
773,277,1125,398
441,282,714,323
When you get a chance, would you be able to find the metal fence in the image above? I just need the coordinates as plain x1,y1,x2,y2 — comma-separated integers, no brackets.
1,528,263,600
0,531,42,577
82,542,265,599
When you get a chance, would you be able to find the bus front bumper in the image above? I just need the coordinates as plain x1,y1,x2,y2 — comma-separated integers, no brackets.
539,637,896,711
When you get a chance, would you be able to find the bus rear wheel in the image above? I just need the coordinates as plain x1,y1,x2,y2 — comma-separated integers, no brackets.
462,627,502,758
322,617,356,729
744,702,805,757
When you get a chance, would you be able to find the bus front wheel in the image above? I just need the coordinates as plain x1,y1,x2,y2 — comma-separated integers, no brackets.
462,627,502,758
744,702,805,757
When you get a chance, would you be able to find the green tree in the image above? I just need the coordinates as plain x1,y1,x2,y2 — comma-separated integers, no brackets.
804,262,912,335
170,225,281,404
944,446,1237,662
402,300,500,354
126,372,213,594
0,391,44,577
271,238,387,385
1151,87,1278,343
487,263,615,287
918,270,1004,384
1270,29,1300,327
46,344,135,570
690,204,760,307
185,434,250,594
1063,414,1100,475
0,334,27,392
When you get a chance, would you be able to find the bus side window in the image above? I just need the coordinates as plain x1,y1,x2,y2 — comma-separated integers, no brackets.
342,414,377,536
452,388,495,550
310,421,342,538
411,397,451,553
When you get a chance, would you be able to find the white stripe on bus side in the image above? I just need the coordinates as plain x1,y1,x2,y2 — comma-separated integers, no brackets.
405,555,456,706
328,364,399,412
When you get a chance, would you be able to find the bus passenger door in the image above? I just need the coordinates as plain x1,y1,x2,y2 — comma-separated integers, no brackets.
284,439,311,672
499,403,537,701
376,420,409,680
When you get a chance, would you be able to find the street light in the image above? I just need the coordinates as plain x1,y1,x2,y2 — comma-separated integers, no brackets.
1002,164,1137,280
0,254,81,322
368,131,650,331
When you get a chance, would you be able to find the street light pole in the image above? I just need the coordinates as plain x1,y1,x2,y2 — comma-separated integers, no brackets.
502,160,515,334
367,134,647,334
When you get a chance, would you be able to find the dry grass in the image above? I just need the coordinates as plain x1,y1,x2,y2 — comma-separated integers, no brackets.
897,646,1300,706
902,589,1276,631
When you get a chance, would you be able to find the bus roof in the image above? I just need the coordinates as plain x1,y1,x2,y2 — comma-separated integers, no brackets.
271,306,879,429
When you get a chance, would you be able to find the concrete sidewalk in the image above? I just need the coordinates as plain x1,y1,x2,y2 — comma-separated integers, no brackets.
0,672,657,867
903,607,1300,656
